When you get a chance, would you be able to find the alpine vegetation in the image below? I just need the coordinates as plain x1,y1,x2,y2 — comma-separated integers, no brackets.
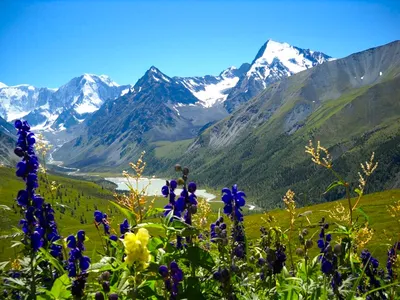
1,120,399,299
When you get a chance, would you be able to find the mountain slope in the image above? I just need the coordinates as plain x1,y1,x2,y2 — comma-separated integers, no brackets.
0,116,16,166
53,67,206,169
171,40,400,208
224,40,332,112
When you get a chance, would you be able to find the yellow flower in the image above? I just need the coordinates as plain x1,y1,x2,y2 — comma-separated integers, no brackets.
122,228,151,269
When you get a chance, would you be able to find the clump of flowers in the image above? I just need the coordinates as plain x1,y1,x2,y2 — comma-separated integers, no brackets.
359,250,386,298
221,184,246,222
210,216,228,245
221,184,247,259
122,228,150,269
114,151,155,223
14,120,62,256
193,197,212,229
159,261,184,299
387,242,399,280
94,210,111,235
67,230,91,297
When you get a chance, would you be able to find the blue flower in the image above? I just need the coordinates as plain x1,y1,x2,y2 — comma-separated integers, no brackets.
79,256,91,272
77,230,85,242
94,210,110,235
110,235,118,242
67,235,77,248
221,184,246,222
119,219,130,236
16,190,28,206
94,210,104,223
31,231,42,251
170,180,178,190
321,259,333,274
68,262,76,277
188,182,196,193
160,261,184,299
161,185,169,196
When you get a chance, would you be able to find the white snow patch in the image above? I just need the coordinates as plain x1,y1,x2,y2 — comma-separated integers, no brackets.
361,76,364,80
74,102,99,114
58,123,66,131
191,77,239,108
6,110,30,122
0,82,8,89
380,72,382,76
120,88,130,96
173,106,181,116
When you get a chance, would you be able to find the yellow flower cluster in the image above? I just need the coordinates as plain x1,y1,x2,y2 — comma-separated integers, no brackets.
305,140,332,168
123,228,151,269
353,223,374,250
193,198,211,229
283,189,296,226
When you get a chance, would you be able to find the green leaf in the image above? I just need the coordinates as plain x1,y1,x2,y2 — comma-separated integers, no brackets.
10,241,23,248
137,280,160,299
356,207,370,222
144,207,164,219
184,276,206,299
180,226,199,237
39,248,65,274
0,205,11,211
184,246,214,271
137,222,165,229
0,261,9,270
354,188,363,197
324,180,345,194
148,237,164,252
50,274,71,299
109,201,137,227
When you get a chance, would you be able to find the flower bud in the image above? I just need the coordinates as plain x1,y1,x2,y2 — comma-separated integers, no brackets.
190,205,197,214
177,178,184,185
95,292,105,300
295,248,305,257
305,239,313,249
302,229,309,236
334,244,342,255
101,271,111,281
14,147,24,157
174,164,182,172
108,294,118,300
102,281,110,293
182,167,189,175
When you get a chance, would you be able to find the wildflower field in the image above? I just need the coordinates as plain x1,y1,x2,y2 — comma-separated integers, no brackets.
1,120,399,299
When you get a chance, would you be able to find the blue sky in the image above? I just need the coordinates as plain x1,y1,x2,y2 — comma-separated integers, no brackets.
0,0,399,87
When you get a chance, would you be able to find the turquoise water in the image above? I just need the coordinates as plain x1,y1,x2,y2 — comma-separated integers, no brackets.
105,177,217,201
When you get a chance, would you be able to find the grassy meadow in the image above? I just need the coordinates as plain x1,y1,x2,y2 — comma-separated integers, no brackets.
0,165,398,264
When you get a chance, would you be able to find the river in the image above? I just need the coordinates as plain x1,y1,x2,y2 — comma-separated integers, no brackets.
105,177,257,210
105,177,217,201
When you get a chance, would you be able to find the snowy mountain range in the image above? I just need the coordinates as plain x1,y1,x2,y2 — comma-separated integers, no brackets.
224,40,334,111
0,74,130,131
0,40,332,136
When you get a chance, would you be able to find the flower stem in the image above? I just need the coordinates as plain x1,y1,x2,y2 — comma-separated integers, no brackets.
29,252,36,299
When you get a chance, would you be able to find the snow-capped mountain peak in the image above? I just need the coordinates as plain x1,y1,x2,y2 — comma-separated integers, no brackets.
248,39,332,80
224,40,332,112
0,82,8,89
